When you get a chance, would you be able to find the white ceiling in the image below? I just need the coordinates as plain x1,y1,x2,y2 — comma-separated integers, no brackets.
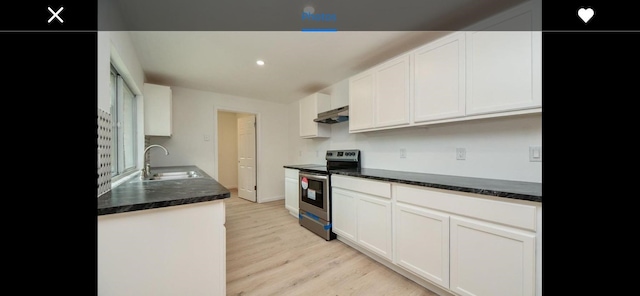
125,1,528,104
129,31,448,104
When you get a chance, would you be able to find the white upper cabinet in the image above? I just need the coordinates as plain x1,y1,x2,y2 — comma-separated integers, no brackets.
375,54,411,128
143,83,172,136
299,93,331,138
465,2,541,115
348,69,376,132
347,1,541,133
412,32,466,123
349,53,410,133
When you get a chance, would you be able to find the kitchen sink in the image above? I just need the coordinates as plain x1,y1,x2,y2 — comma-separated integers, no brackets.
140,170,203,181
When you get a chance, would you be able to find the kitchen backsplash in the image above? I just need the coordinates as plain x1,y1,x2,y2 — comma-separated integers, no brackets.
97,108,112,197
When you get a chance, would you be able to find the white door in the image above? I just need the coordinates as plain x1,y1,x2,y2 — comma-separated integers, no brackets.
237,115,256,202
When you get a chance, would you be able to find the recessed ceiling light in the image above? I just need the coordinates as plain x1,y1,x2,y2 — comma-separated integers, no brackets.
256,60,265,66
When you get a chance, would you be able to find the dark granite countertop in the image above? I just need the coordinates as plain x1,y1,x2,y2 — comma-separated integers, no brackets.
98,165,230,216
331,168,542,203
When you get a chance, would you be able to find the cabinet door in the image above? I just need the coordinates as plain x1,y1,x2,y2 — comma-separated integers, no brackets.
299,93,331,138
144,83,172,136
375,54,410,128
356,193,392,261
395,203,450,288
331,188,357,242
465,6,541,115
299,94,315,137
413,32,465,123
450,216,536,296
349,70,375,132
284,178,299,217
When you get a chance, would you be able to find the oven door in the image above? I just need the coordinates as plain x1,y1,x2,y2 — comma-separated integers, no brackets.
299,172,329,221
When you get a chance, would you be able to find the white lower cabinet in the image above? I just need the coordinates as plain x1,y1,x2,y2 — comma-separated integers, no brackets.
395,183,539,296
450,216,536,296
331,175,392,261
284,168,299,217
356,193,393,261
332,176,541,296
395,203,450,289
331,188,357,241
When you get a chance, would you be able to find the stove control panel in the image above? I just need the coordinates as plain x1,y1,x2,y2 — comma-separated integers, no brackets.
326,149,360,162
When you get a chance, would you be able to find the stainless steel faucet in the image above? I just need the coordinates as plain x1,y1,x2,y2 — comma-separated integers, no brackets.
141,144,169,179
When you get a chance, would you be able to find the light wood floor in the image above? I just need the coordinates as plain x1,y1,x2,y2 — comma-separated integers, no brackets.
225,189,438,296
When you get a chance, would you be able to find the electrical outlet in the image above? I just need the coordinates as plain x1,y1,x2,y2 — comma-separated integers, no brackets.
400,148,406,158
456,148,466,160
529,146,542,162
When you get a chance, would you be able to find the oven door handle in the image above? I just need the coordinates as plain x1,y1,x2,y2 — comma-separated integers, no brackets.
299,173,328,181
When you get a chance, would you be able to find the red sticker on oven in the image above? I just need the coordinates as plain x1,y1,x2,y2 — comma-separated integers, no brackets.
301,177,308,190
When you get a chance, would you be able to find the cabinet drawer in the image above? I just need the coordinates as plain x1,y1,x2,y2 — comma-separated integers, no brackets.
284,168,299,179
394,184,537,231
332,175,391,199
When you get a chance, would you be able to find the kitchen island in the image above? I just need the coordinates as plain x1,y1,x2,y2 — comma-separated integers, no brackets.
98,165,229,296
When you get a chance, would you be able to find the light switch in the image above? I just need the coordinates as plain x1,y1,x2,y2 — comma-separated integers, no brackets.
529,146,542,162
456,148,466,160
203,134,210,141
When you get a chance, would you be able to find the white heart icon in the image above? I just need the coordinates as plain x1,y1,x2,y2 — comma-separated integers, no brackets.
578,7,595,23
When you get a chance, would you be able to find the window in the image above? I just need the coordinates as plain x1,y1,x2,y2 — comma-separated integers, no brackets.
110,64,138,178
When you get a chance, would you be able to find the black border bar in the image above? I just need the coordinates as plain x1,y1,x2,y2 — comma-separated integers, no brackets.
2,1,639,32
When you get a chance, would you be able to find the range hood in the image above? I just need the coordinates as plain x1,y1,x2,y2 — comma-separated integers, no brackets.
314,106,349,124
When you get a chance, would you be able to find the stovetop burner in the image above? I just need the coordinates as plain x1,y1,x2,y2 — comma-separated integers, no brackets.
297,149,360,175
298,166,329,174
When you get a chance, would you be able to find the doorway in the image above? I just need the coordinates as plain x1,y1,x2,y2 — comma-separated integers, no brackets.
217,110,257,202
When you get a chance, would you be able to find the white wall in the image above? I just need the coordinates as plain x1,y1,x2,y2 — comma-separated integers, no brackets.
97,31,111,112
97,30,145,112
288,78,542,183
98,29,146,168
217,111,238,189
149,86,289,202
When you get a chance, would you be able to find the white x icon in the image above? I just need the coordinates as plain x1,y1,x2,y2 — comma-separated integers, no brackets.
48,6,64,24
